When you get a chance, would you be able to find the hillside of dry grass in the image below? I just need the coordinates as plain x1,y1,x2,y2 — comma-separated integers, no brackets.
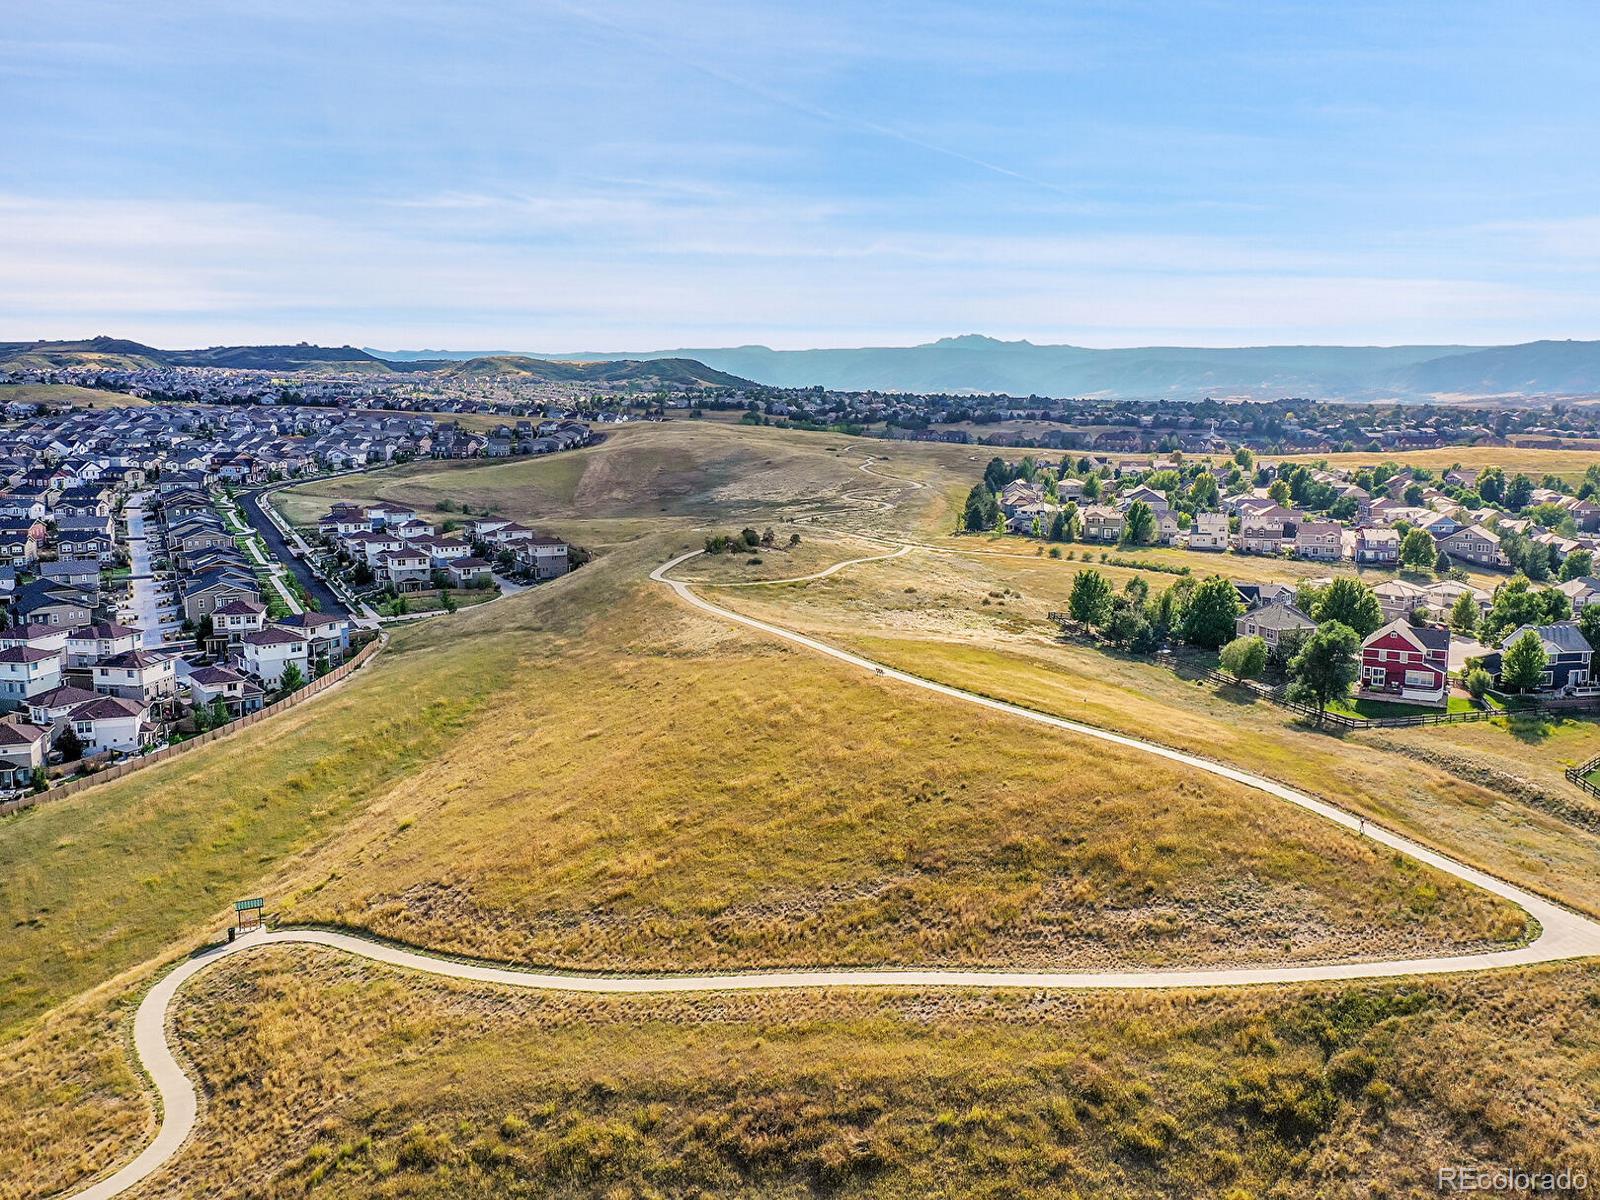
5,420,1595,1200
55,945,1599,1200
703,537,1600,919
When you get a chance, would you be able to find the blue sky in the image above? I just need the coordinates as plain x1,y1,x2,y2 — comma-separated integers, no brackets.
5,0,1600,349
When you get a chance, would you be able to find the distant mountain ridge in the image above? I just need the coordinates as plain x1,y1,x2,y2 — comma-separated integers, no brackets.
378,334,1600,401
9,334,1600,400
0,338,751,389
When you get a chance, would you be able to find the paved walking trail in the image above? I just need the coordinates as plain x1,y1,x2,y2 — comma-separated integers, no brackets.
61,547,1600,1200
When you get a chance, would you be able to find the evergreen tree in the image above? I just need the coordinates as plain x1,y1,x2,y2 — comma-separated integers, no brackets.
1448,590,1478,635
1122,500,1157,546
962,484,999,532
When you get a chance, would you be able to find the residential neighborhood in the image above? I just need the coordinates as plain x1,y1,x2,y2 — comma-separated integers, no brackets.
0,400,601,794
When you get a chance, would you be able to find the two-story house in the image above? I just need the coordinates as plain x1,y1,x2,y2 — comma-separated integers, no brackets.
1358,619,1451,707
92,650,178,703
1353,526,1399,565
1438,524,1508,569
1294,521,1343,562
1486,623,1594,696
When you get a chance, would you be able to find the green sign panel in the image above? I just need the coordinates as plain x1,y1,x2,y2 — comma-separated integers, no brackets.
234,897,265,912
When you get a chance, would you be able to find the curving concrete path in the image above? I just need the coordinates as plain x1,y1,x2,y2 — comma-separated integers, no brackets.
60,547,1600,1200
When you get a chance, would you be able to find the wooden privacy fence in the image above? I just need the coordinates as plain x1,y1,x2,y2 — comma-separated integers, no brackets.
0,632,387,819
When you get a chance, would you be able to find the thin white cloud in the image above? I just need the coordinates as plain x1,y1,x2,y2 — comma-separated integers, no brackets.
3,191,1595,350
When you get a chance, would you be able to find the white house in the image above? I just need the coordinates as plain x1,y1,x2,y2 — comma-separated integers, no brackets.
66,695,155,754
66,621,142,668
1188,511,1229,551
0,646,63,709
239,627,311,689
0,721,50,788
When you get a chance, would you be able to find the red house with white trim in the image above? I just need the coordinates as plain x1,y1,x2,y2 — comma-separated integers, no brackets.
1358,619,1451,707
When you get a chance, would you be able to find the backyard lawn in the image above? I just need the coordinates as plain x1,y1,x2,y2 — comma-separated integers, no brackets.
1326,694,1481,720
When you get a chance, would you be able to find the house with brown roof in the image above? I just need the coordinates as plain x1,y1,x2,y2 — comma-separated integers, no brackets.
92,650,177,703
1293,520,1342,562
65,695,156,754
0,721,50,788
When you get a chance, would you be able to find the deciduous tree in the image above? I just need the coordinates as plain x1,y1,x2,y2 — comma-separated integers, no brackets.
1500,628,1549,693
1311,577,1383,637
1219,635,1267,683
1287,621,1361,725
1180,575,1243,649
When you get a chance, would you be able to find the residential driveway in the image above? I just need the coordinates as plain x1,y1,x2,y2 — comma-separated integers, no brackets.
1449,635,1488,671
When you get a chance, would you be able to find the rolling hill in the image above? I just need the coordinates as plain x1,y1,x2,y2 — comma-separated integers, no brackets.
440,353,752,388
0,337,396,373
0,338,751,388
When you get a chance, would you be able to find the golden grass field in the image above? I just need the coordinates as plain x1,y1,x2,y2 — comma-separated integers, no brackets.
0,382,152,410
1284,444,1600,481
3,419,1599,1200
31,945,1597,1200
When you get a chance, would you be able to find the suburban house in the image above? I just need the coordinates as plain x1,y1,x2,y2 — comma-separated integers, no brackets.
272,611,351,666
186,664,265,715
183,572,261,622
1294,521,1342,561
1557,576,1600,611
516,535,571,580
239,627,312,689
0,645,63,709
208,598,268,652
28,683,101,733
1373,578,1429,620
379,548,432,590
1234,602,1316,649
1188,511,1229,551
2,623,71,654
1353,526,1400,565
13,580,95,627
1438,524,1508,569
1081,505,1124,542
1485,623,1594,696
65,621,142,668
91,650,178,703
1238,506,1293,555
1426,579,1492,616
57,530,116,563
0,721,50,788
40,559,103,589
445,557,493,587
66,695,157,754
1358,619,1451,708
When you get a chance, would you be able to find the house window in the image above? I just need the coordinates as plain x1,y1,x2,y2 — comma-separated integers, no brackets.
1404,670,1436,688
